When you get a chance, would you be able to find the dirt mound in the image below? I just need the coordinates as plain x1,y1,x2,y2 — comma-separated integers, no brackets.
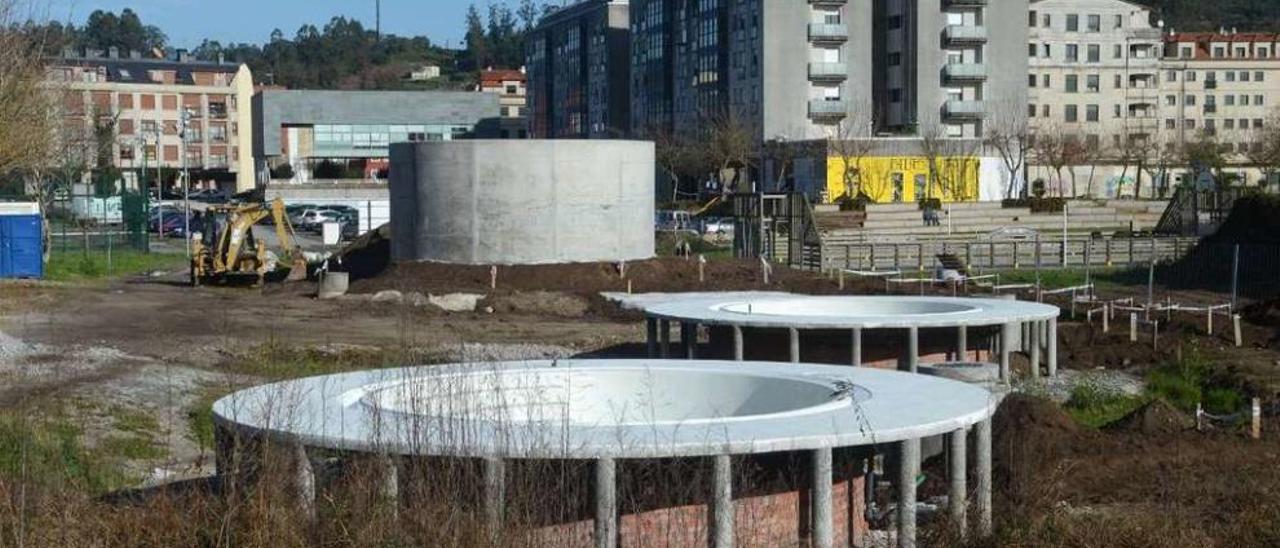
1205,194,1280,245
348,257,897,297
1106,399,1194,435
331,223,391,281
994,394,1080,441
1243,298,1280,328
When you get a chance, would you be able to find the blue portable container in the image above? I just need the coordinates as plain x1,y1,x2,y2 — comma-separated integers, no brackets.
0,203,43,279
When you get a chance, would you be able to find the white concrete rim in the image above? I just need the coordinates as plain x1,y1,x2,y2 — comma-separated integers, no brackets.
645,295,1060,330
212,359,998,459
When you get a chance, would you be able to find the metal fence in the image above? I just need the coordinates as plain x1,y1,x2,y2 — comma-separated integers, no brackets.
2,188,152,255
825,236,1202,273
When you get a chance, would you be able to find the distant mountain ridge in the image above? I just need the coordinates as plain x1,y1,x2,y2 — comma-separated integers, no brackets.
1146,0,1280,33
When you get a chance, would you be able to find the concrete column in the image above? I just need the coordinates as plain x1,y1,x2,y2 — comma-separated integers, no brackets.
811,447,834,548
732,325,744,361
376,454,399,512
789,328,801,363
645,317,657,358
897,438,920,548
999,323,1014,382
957,325,968,362
292,442,315,520
659,319,670,358
907,327,919,373
712,454,734,548
484,457,506,534
851,327,863,367
1029,321,1041,379
976,419,993,537
949,429,968,537
1047,317,1059,377
682,322,698,359
595,458,617,548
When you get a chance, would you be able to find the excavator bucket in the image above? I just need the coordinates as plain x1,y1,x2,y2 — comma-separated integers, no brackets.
286,257,309,282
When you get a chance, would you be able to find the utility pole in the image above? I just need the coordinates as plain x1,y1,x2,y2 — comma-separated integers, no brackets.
180,109,191,259
375,0,381,40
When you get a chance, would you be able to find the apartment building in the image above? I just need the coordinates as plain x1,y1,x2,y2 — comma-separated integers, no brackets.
47,47,256,193
478,68,529,138
1161,31,1280,180
526,0,632,138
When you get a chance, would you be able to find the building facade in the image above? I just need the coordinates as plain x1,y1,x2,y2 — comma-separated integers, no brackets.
252,90,500,183
478,68,529,138
47,47,256,192
526,0,632,138
1160,31,1280,183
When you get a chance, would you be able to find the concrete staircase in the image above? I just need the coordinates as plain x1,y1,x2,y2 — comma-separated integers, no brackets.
817,200,1168,244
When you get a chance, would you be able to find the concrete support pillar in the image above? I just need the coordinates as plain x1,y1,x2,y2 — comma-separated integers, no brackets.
812,447,834,548
645,317,657,358
659,319,670,358
897,438,920,548
949,429,968,538
376,454,399,512
999,323,1014,382
712,455,734,548
907,327,919,373
1029,321,1041,379
851,327,863,367
976,419,993,537
789,328,801,363
682,322,697,359
1047,317,1059,377
732,325,744,361
484,457,506,535
594,458,617,548
957,325,968,362
292,442,315,520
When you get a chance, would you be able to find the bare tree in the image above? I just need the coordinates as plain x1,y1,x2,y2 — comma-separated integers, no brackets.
822,99,876,201
1180,130,1232,188
701,109,757,194
1245,109,1280,189
917,114,982,202
645,124,707,202
1029,124,1088,197
984,101,1030,199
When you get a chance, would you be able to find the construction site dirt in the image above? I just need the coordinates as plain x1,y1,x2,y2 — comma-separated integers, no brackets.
4,257,1280,546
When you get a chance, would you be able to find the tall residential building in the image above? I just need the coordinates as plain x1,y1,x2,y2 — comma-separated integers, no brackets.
47,47,256,192
526,0,632,138
1160,32,1280,176
1027,0,1162,194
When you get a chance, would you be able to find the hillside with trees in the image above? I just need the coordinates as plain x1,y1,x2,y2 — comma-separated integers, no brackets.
1147,0,1280,33
22,1,553,91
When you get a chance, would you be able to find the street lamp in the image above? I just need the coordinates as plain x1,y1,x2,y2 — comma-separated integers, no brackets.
179,109,191,259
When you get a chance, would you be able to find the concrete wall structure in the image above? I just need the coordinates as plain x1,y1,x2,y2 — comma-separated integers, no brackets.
389,140,655,265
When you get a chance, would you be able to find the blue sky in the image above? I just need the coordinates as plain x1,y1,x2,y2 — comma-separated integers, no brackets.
42,0,480,49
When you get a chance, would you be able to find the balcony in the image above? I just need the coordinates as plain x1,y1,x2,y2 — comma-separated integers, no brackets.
808,23,848,43
943,63,987,82
944,100,985,120
944,0,987,5
808,62,848,81
943,25,988,45
807,0,846,4
1205,80,1218,90
808,99,848,119
1204,104,1218,114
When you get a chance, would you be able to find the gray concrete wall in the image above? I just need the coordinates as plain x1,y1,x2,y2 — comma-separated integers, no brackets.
254,90,500,158
390,140,655,265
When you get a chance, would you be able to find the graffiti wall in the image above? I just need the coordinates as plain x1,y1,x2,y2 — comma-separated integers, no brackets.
825,156,981,203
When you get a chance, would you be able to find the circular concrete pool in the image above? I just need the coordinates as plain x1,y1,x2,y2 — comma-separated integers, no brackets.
654,295,1056,329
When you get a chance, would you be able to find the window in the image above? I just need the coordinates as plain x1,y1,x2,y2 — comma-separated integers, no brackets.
1114,14,1124,29
1028,74,1037,87
1065,104,1079,122
1066,74,1078,93
1185,95,1197,106
119,146,134,161
1086,104,1099,122
1087,44,1100,63
1043,14,1051,27
1066,44,1079,62
1256,71,1265,82
141,120,157,135
1114,44,1123,59
1257,95,1266,106
1226,71,1235,82
1042,44,1051,57
1067,14,1079,32
1165,119,1176,130
1181,47,1193,59
1214,47,1225,58
1165,95,1176,106
1086,134,1100,151
1043,74,1051,87
1242,95,1251,106
1042,104,1051,117
1241,71,1251,82
1185,119,1196,130
1226,119,1235,129
1028,43,1037,58
1226,95,1235,106
1187,71,1197,82
1168,70,1178,82
1029,11,1037,27
1113,104,1122,118
1087,14,1101,32
1206,119,1217,132
1236,47,1247,57
1029,104,1037,117
1114,74,1122,88
1087,74,1100,92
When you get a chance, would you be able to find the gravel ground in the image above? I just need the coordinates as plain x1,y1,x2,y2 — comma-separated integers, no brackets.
1015,367,1146,403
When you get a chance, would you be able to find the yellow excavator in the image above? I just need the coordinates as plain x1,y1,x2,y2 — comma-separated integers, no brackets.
190,197,309,287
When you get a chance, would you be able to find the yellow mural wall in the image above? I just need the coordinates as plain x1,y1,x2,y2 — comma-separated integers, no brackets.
825,156,980,203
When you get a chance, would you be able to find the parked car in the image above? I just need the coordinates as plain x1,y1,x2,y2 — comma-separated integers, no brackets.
156,213,196,237
188,188,229,203
702,217,734,236
656,210,695,232
291,208,344,231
